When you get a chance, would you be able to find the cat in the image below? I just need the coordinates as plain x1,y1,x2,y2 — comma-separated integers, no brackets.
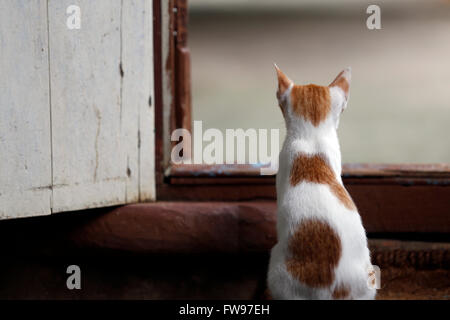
267,65,376,300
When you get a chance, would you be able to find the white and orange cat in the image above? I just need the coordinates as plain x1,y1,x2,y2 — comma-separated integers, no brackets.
267,66,376,300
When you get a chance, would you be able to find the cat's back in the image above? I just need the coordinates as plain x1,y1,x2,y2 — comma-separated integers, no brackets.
269,66,375,299
270,142,373,300
276,139,355,226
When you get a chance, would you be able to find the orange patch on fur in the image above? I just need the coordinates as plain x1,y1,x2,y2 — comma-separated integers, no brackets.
286,218,341,287
290,153,356,210
290,84,331,126
329,71,349,99
332,284,350,299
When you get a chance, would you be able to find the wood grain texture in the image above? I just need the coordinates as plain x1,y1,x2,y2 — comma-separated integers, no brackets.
161,0,175,168
0,0,52,219
122,0,155,201
48,0,155,212
1,202,447,256
48,0,125,212
174,0,192,133
169,163,450,178
161,165,450,233
1,1,155,219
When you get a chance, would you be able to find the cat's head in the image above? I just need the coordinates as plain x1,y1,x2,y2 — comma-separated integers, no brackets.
275,65,351,136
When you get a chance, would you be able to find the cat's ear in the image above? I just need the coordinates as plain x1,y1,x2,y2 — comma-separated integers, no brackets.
274,64,293,99
329,67,351,100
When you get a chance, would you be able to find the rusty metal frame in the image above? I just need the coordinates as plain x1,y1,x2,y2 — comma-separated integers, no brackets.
154,0,450,233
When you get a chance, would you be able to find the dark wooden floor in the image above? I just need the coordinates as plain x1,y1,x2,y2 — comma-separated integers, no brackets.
0,207,448,300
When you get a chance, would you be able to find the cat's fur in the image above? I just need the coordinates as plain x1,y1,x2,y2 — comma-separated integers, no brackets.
267,66,376,300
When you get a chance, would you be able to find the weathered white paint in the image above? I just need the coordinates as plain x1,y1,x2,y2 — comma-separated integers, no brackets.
122,0,155,201
48,0,126,212
0,0,52,219
0,0,155,219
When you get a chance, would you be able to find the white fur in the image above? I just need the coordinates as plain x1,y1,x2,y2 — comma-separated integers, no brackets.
268,69,376,300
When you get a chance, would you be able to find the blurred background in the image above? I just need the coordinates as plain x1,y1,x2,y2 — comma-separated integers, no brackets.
188,0,450,163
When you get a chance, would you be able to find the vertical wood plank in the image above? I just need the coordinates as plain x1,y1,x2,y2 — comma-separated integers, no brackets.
0,0,52,219
137,0,156,201
0,0,154,218
49,0,124,212
49,0,155,212
161,0,175,168
48,1,122,212
122,0,155,201
174,0,192,133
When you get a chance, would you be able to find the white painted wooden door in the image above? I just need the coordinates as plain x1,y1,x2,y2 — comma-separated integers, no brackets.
0,0,155,220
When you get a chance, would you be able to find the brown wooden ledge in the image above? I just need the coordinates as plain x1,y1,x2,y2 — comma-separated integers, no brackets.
0,201,448,300
1,202,448,257
68,202,277,254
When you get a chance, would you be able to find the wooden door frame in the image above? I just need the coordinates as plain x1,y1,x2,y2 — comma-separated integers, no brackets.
153,0,450,233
